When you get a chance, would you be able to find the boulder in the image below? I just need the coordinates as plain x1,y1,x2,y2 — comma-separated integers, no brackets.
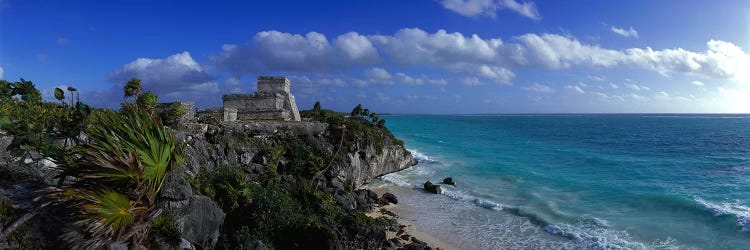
334,190,356,210
382,192,398,204
423,181,441,194
179,195,226,245
442,177,455,186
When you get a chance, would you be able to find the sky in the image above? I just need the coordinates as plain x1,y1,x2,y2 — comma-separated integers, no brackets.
1,0,750,114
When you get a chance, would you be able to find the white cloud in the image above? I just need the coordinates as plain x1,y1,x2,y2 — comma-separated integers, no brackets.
364,67,393,81
0,66,4,79
212,28,750,87
212,31,380,73
588,75,607,81
624,83,650,91
611,26,639,38
609,82,619,89
439,0,540,19
369,28,515,84
108,51,218,101
225,76,243,93
363,67,448,86
565,85,585,94
523,83,555,93
461,77,482,86
393,72,449,86
691,80,705,86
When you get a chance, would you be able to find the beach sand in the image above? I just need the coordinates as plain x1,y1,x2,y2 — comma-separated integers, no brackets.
366,187,459,250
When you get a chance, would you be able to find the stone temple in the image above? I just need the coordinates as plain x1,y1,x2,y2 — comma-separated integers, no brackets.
222,76,301,122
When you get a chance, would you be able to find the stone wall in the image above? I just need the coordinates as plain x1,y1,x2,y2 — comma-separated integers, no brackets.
257,76,290,94
220,76,301,122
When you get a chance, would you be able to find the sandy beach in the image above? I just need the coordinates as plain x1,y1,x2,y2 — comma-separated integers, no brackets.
366,187,459,250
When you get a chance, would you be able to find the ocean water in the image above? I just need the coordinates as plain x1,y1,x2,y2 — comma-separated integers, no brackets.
371,114,750,250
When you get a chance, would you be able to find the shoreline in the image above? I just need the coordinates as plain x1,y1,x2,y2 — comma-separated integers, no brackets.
366,187,459,250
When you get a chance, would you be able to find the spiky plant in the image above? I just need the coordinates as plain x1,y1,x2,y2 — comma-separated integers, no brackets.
43,106,184,249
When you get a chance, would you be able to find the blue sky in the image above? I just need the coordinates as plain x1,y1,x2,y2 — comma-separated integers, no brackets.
1,0,749,113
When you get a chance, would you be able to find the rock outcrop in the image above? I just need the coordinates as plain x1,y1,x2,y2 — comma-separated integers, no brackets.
423,181,442,194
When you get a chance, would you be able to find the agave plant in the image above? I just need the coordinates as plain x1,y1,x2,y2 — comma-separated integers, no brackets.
43,106,185,248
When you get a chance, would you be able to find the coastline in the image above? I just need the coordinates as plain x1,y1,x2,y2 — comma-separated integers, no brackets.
366,187,459,250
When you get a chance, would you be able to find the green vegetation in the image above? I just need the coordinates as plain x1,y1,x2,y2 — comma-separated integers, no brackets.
0,198,12,224
301,104,405,153
0,77,184,249
46,104,185,249
149,214,182,246
0,79,404,249
350,103,363,116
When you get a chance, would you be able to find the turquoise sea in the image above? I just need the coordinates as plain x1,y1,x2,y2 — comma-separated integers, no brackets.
373,114,750,249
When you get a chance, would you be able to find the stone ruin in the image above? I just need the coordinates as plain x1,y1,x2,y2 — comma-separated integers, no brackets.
221,76,301,122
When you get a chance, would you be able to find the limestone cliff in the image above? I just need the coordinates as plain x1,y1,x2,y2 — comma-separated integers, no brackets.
177,119,415,188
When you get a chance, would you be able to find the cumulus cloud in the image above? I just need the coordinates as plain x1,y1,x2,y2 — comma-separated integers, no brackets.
611,26,639,38
440,0,540,19
364,67,393,82
108,51,218,101
212,28,750,87
212,31,380,73
609,82,619,89
523,83,555,93
691,80,705,86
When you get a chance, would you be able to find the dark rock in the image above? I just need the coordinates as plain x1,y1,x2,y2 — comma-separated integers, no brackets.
334,191,356,210
400,234,411,240
399,238,432,250
442,177,455,186
382,192,398,204
107,242,128,250
242,240,269,250
179,195,226,245
423,181,441,194
160,170,193,201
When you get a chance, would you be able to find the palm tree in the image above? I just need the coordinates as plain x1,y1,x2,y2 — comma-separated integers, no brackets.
351,104,363,117
54,88,65,102
43,107,185,248
313,101,321,111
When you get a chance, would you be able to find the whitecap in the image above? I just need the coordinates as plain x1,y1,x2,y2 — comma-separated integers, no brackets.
695,197,750,231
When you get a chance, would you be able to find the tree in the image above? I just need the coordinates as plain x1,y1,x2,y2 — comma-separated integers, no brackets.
351,104,363,117
313,101,321,111
124,78,142,98
377,119,385,128
12,79,42,103
369,113,378,123
136,91,158,111
362,109,369,116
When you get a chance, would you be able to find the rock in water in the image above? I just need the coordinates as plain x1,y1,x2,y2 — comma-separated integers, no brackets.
382,192,399,204
423,181,441,194
442,177,455,186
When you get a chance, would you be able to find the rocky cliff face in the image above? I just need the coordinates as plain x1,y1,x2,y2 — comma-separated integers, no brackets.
177,120,415,188
0,117,416,249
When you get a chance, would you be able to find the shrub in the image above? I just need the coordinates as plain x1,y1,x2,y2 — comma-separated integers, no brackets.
43,107,185,249
149,214,182,247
